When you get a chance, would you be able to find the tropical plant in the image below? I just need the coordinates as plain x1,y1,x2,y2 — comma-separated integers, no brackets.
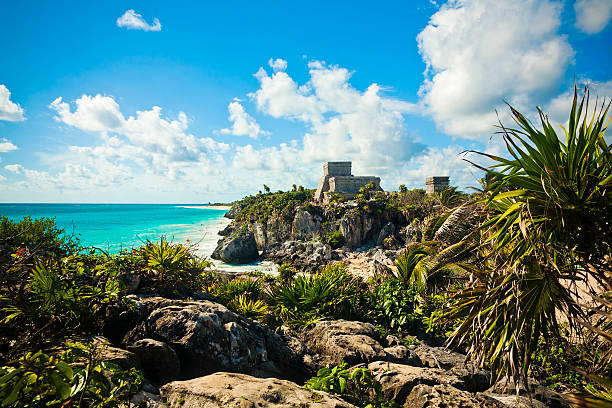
326,230,345,249
446,86,612,397
372,278,421,334
231,295,268,320
0,342,142,408
306,363,399,408
267,263,367,330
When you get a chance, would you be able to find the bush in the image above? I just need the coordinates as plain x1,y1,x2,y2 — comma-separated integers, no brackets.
325,230,345,249
372,278,421,335
0,342,143,408
306,363,399,408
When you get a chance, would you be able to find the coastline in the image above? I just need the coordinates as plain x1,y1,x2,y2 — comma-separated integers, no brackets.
176,205,232,210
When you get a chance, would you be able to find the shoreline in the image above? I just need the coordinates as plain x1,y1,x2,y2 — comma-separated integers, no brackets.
176,205,232,210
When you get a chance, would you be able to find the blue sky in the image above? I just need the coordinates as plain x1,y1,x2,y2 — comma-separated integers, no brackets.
0,0,611,203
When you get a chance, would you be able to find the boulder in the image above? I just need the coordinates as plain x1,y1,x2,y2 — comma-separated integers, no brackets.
116,272,141,293
376,222,395,246
301,320,420,367
211,232,258,264
368,361,464,405
100,345,141,371
486,376,570,408
121,297,312,383
413,344,490,392
160,372,357,408
127,338,180,385
404,384,504,408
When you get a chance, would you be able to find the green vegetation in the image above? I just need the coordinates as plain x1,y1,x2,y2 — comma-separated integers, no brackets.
444,86,612,402
306,363,399,408
325,230,345,249
0,217,214,407
231,188,315,225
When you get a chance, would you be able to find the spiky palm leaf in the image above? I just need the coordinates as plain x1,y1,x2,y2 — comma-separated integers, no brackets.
448,85,612,391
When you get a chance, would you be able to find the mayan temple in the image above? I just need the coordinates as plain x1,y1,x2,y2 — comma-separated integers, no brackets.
314,161,382,203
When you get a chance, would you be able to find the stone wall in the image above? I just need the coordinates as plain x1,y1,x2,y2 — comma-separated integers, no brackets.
324,161,352,176
426,176,449,194
329,176,381,194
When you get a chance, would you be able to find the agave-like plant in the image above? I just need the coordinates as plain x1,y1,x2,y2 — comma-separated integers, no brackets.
447,86,612,396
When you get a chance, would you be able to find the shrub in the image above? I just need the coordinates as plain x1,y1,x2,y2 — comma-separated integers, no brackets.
325,230,345,249
306,363,399,408
372,278,421,335
0,342,143,408
446,86,612,398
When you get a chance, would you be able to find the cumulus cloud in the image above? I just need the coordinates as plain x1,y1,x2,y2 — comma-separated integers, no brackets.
0,85,25,122
417,0,574,140
575,0,612,34
268,58,288,72
35,94,234,199
220,100,269,139
0,139,18,153
116,9,162,32
249,60,423,175
4,164,24,173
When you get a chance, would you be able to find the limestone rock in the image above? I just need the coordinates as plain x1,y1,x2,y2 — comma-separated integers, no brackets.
486,376,569,408
211,232,258,264
376,222,395,246
368,361,464,406
100,345,140,371
261,241,332,272
301,320,420,367
413,344,490,392
160,372,357,408
121,297,312,383
403,384,504,408
116,272,141,293
127,338,180,385
291,208,322,241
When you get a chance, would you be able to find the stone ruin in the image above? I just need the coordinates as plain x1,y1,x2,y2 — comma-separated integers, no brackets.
314,162,382,203
426,176,449,194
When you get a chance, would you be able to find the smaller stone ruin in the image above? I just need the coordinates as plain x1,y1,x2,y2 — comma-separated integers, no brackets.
426,176,449,194
314,161,382,203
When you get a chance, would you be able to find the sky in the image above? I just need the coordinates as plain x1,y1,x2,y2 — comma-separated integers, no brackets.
0,0,611,203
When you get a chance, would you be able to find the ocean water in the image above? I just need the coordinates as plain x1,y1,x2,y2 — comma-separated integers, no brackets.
0,203,224,257
0,203,277,273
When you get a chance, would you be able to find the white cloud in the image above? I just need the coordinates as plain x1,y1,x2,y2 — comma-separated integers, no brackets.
36,94,235,199
249,60,423,175
0,85,25,122
417,0,574,140
545,80,612,143
116,9,162,32
220,100,269,139
268,58,288,72
575,0,612,34
4,164,24,173
0,139,18,153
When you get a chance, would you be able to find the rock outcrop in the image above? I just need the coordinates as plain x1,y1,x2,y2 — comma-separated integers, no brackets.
301,320,420,368
160,372,357,408
211,232,258,264
262,241,333,272
119,296,313,383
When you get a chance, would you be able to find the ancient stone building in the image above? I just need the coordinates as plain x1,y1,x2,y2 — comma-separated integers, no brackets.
314,162,382,203
426,176,449,194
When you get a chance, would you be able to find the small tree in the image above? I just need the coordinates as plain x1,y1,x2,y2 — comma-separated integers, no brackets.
263,184,270,193
399,184,407,193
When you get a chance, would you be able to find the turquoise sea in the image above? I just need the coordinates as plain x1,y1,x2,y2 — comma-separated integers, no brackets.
0,203,229,255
